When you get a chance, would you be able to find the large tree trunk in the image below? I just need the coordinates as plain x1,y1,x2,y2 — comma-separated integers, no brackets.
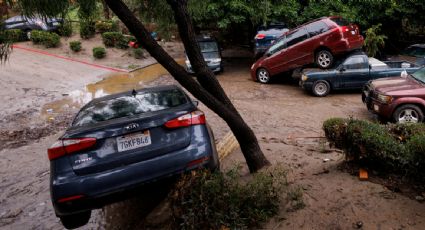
104,0,270,173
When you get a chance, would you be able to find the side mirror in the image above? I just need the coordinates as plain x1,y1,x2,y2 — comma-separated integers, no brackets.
369,65,372,70
339,66,346,72
193,100,199,106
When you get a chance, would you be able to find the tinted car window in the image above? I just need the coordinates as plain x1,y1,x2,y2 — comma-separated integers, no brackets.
73,89,188,126
330,17,349,26
412,68,425,84
286,28,309,47
305,21,329,37
198,41,218,53
343,56,367,69
267,37,286,55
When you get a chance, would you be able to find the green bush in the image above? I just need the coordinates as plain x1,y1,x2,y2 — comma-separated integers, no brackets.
95,21,113,33
69,41,81,52
133,48,144,59
323,118,425,179
101,32,128,49
80,20,95,39
171,166,288,229
58,21,73,37
95,19,119,33
30,31,61,48
92,47,106,59
2,29,25,42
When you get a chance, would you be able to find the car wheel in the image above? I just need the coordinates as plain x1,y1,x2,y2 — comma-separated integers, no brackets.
312,80,331,97
59,211,91,229
316,50,334,69
393,104,424,124
257,68,270,84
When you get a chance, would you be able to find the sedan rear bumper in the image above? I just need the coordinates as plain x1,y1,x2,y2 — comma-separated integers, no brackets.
51,125,218,216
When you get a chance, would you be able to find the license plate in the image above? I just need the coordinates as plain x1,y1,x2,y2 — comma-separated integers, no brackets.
117,130,151,152
52,22,60,26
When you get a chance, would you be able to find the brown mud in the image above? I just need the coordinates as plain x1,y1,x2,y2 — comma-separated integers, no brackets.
1,51,424,229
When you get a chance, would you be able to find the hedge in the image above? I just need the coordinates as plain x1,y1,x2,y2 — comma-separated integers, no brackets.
2,29,25,42
323,118,425,179
101,32,128,49
93,47,106,59
69,41,81,52
30,31,61,48
80,20,95,39
95,20,119,33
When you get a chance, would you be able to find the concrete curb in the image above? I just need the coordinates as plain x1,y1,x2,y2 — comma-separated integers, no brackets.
217,132,239,160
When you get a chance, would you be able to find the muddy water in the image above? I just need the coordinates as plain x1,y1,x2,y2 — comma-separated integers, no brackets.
41,60,184,120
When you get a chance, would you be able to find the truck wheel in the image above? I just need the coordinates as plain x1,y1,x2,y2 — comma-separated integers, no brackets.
312,80,331,97
393,104,424,123
316,50,333,69
257,68,270,84
59,211,91,229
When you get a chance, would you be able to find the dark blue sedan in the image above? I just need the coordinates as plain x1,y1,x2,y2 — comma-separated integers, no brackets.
48,85,219,229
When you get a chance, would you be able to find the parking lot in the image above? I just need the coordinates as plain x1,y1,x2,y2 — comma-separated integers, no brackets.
1,48,425,229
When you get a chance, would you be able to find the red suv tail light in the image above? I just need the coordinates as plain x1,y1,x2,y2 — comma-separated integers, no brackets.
48,138,97,161
164,110,206,128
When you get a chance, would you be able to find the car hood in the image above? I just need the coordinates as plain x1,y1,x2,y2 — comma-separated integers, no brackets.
371,76,425,96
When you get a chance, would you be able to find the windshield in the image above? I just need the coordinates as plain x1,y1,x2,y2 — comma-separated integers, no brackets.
73,89,188,126
411,68,425,84
267,36,286,55
198,41,219,53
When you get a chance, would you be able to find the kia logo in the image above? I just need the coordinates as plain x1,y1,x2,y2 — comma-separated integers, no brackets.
124,123,139,131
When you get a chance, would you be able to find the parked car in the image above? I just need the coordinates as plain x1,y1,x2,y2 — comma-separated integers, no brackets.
48,85,219,229
185,35,223,73
2,15,63,39
362,67,425,123
251,16,364,84
253,22,289,60
387,44,425,66
300,53,419,96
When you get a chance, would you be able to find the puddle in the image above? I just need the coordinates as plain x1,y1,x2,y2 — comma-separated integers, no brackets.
41,60,184,120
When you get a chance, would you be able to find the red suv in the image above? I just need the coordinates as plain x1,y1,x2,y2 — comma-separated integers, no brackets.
251,16,364,83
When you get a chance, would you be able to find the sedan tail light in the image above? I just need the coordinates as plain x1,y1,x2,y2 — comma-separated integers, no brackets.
48,138,97,161
255,34,266,40
164,110,206,128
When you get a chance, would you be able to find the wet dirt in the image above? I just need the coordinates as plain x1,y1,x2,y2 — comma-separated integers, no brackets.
2,53,425,229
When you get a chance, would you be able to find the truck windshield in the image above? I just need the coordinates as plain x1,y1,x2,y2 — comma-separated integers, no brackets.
411,68,425,84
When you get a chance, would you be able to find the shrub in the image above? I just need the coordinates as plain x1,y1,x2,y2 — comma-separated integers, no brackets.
93,47,106,59
95,21,113,33
323,118,425,179
101,32,128,49
3,29,25,42
80,20,95,39
69,41,81,52
171,166,288,229
133,48,144,59
364,24,387,57
58,21,73,37
30,31,60,48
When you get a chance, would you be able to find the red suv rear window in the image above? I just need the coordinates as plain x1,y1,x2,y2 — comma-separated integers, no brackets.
330,17,349,26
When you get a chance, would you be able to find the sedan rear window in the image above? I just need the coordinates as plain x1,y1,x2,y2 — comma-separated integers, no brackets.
73,89,188,126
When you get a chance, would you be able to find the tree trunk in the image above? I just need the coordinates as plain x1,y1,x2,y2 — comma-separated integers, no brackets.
104,0,270,173
101,0,110,20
